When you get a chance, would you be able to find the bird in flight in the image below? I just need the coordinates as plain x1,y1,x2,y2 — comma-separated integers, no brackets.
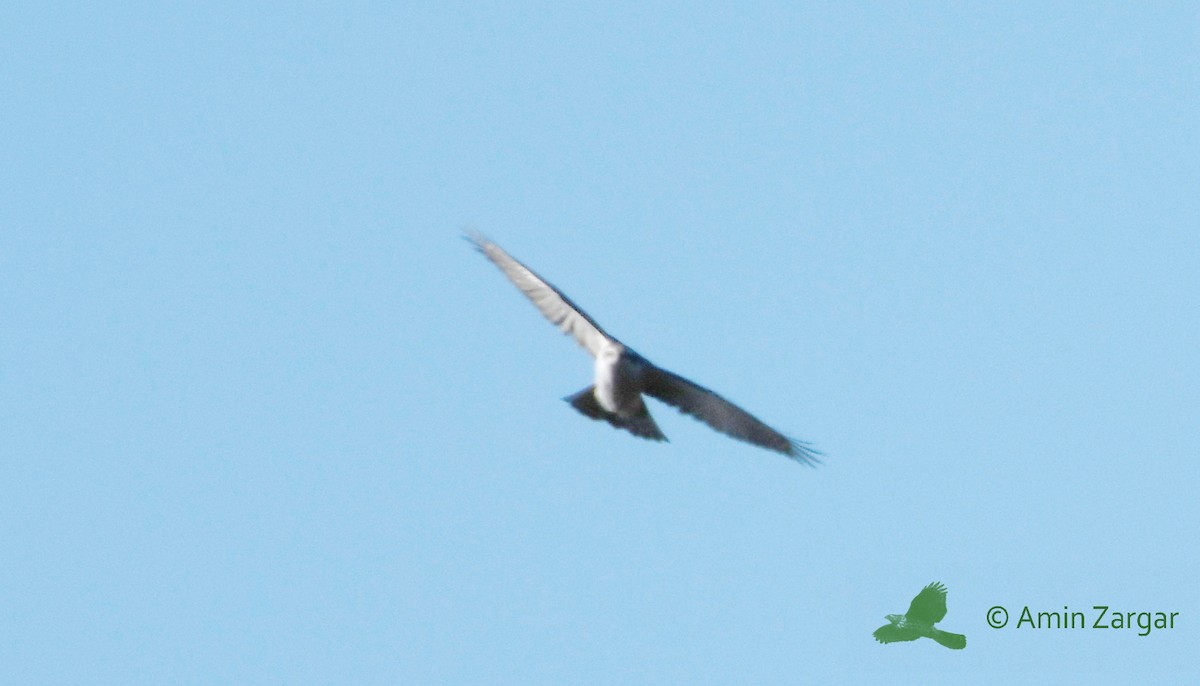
467,232,819,464
873,582,967,650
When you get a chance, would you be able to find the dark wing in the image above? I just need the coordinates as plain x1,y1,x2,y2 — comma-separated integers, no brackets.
873,624,919,644
641,362,820,464
467,232,613,357
906,582,949,624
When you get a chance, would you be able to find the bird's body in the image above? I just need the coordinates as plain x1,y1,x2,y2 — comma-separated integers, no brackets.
594,342,638,416
467,232,819,464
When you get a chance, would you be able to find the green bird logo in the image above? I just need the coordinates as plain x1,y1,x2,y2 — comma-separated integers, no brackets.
873,582,966,650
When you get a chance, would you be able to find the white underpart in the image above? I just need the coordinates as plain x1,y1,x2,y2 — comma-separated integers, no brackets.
593,342,648,418
593,343,622,414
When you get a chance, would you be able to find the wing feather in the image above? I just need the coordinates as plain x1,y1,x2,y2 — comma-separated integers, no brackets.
907,583,949,624
467,233,612,357
641,364,820,464
873,624,919,644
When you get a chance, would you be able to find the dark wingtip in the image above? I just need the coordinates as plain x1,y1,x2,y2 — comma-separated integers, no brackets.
785,439,823,467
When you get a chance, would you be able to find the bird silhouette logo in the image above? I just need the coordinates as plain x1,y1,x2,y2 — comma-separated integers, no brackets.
873,582,966,650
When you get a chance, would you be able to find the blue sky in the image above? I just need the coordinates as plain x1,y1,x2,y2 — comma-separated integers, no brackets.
4,2,1197,683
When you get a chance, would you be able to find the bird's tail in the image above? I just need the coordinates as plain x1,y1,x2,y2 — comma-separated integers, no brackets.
565,386,606,420
929,629,966,650
564,386,666,441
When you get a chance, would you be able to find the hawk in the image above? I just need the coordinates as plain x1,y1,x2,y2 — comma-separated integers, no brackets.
873,582,967,650
468,232,819,464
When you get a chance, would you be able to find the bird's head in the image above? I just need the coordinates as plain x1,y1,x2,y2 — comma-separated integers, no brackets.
885,614,903,625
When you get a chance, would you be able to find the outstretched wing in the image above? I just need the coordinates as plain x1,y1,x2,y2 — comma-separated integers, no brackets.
641,362,820,464
873,624,919,644
467,232,614,357
906,582,949,624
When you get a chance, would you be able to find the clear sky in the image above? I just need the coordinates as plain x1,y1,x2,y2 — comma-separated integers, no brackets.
4,2,1197,683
